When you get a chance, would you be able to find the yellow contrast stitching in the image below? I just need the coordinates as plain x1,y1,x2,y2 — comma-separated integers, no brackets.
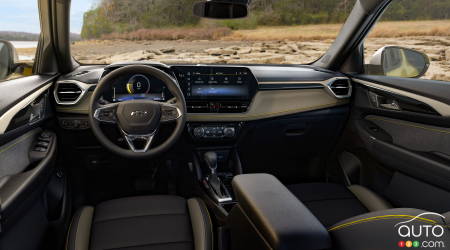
328,215,437,232
0,131,36,155
367,116,450,135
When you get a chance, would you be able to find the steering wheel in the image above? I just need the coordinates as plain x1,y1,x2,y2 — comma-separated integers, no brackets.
89,65,186,158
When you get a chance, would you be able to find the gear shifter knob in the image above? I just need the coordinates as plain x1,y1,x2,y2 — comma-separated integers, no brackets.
204,151,218,174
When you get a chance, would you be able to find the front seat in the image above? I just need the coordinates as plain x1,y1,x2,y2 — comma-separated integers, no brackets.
66,196,212,250
287,183,392,227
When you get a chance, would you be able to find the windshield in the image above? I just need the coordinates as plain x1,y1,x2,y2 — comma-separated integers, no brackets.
70,0,356,65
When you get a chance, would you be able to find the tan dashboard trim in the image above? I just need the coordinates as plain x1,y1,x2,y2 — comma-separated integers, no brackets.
366,116,450,135
353,78,450,117
258,81,324,85
56,89,348,121
187,89,348,122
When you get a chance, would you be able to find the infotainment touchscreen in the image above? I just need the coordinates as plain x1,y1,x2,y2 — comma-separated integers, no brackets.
172,66,257,100
191,85,248,97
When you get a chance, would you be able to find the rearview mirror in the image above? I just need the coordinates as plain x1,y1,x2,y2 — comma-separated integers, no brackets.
0,40,18,81
193,0,248,19
367,46,430,78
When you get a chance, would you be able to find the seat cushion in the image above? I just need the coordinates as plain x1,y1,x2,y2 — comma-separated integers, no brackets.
288,183,391,227
91,196,192,250
67,195,212,250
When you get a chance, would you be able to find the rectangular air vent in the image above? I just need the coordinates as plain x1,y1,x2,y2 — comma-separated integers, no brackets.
187,101,210,113
55,82,83,104
187,101,249,113
217,101,250,113
328,78,352,98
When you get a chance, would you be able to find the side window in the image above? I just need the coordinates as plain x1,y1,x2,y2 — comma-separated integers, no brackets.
364,0,450,81
0,1,40,82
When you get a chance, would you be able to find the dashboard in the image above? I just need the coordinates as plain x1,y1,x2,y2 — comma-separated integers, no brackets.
55,63,351,122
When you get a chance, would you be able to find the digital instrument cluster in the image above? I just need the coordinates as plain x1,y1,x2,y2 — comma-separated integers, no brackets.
104,73,168,103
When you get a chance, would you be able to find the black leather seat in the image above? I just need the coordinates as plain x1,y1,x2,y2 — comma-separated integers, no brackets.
66,196,212,250
288,183,392,227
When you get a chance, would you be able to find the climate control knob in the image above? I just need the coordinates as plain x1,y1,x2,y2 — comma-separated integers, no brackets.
224,127,236,137
193,127,205,138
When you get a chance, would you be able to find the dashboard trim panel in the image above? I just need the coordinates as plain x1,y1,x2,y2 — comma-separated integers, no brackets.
186,88,348,122
258,83,324,90
55,88,349,121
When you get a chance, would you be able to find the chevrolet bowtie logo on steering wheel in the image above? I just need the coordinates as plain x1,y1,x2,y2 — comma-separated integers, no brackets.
130,110,149,118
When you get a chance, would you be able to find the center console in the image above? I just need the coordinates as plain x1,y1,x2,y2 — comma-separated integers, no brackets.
229,174,331,250
194,149,242,203
202,151,233,203
172,66,256,141
173,66,254,223
172,66,258,113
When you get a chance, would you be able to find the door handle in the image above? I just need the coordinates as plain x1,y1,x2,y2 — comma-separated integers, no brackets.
368,91,401,111
379,99,401,110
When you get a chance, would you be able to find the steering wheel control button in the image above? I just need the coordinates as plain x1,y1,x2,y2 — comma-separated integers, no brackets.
96,109,116,122
160,105,181,122
93,103,119,124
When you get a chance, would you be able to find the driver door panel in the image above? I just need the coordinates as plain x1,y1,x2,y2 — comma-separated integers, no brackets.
0,76,63,250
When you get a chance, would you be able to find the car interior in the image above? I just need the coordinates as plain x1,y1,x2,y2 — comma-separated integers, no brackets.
0,0,450,250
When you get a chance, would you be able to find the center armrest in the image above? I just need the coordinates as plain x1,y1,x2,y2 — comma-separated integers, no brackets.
231,174,331,250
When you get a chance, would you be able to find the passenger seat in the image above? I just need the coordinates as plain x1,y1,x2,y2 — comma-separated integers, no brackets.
287,183,392,227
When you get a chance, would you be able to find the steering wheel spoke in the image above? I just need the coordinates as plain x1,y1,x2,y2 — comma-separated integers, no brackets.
160,102,182,123
121,129,157,153
94,103,119,123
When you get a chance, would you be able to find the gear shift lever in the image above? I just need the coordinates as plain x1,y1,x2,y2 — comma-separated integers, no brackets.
203,151,231,203
204,151,218,175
